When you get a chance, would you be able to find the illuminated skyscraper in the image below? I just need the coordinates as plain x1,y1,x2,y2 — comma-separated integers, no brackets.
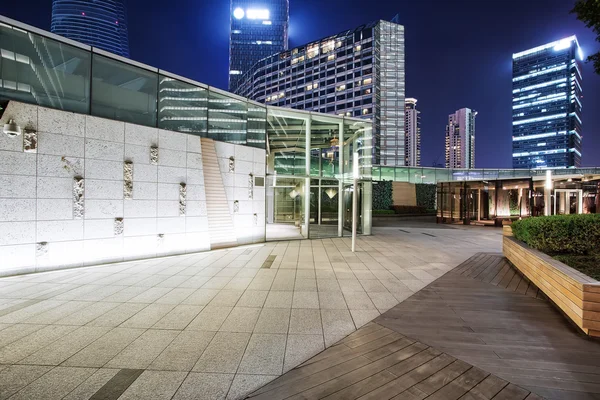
512,36,583,169
445,108,476,169
229,0,289,91
235,19,405,166
51,0,129,58
405,98,421,166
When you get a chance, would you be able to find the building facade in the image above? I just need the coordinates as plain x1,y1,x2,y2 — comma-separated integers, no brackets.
445,108,476,169
404,98,421,166
0,15,372,275
512,36,583,169
51,0,130,57
229,0,289,91
235,19,406,166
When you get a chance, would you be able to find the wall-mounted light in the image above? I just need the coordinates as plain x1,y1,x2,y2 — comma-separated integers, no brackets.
3,119,21,137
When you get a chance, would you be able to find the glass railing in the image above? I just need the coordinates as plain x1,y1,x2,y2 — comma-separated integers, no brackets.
372,166,600,183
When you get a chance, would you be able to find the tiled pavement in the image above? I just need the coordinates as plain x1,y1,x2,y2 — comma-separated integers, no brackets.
0,225,501,399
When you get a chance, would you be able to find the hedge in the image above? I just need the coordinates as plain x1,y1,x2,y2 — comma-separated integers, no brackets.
416,183,436,210
373,180,393,210
511,214,600,255
391,205,430,215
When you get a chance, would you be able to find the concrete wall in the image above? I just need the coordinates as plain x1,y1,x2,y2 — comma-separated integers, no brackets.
0,101,266,276
392,182,416,206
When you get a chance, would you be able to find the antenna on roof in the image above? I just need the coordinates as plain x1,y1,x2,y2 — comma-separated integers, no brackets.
391,14,400,24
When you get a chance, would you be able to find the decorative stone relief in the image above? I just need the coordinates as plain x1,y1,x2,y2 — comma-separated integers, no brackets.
248,173,254,200
61,156,83,176
73,177,85,219
179,183,187,216
234,200,239,213
114,218,124,236
124,161,133,200
23,130,37,153
229,156,235,173
36,242,48,257
150,146,159,165
254,213,258,226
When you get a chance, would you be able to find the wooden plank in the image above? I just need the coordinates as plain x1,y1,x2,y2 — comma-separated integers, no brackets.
491,383,530,400
459,374,508,399
424,366,489,400
321,370,397,400
411,360,473,396
490,262,511,286
357,353,457,399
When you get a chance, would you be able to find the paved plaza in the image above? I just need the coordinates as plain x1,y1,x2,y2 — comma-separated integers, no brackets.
0,224,501,399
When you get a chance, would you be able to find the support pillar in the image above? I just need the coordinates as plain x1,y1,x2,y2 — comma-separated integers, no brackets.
303,117,311,238
338,122,344,237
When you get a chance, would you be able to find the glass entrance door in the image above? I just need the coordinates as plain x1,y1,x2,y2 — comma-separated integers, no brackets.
342,182,362,236
309,179,339,239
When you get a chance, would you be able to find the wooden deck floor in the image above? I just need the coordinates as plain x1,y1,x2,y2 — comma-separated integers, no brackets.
248,253,600,400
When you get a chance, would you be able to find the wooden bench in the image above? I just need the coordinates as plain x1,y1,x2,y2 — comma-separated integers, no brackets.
503,226,600,337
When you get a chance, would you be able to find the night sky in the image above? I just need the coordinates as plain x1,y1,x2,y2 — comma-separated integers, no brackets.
1,0,599,168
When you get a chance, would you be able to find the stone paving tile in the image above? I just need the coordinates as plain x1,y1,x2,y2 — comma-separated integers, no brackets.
349,309,381,328
292,291,319,309
0,365,52,399
220,307,261,333
227,374,279,400
19,326,110,366
119,304,175,329
253,308,291,334
236,290,268,308
8,366,96,400
283,334,325,373
105,329,179,369
152,304,204,330
182,288,220,306
149,331,215,371
289,309,323,335
0,226,504,400
238,333,286,375
118,370,187,400
186,306,232,331
318,291,348,309
62,327,144,367
193,332,251,374
87,303,148,327
209,290,244,307
172,372,234,400
264,291,293,308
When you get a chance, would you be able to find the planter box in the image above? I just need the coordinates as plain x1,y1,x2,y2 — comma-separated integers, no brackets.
503,226,600,337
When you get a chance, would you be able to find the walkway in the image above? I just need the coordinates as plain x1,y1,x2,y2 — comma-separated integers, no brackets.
0,225,501,399
251,253,600,400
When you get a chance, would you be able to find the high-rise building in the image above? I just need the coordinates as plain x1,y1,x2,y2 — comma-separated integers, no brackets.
512,36,583,169
404,98,421,166
51,0,130,58
235,19,405,166
445,108,476,169
229,0,289,91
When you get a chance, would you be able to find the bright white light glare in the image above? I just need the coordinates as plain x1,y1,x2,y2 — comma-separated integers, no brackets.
247,9,270,19
262,20,272,25
353,152,359,179
553,38,572,51
578,47,584,61
233,8,245,19
229,70,241,75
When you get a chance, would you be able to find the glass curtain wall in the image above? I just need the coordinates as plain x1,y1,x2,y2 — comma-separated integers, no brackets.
0,19,268,149
266,109,372,241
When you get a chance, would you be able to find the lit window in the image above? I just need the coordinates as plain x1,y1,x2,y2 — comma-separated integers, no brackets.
355,45,362,52
328,54,335,62
363,78,372,85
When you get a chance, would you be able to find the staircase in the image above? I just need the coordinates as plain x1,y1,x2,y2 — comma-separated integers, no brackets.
200,138,238,249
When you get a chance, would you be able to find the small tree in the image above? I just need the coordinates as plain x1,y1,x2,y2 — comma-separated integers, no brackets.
571,0,600,75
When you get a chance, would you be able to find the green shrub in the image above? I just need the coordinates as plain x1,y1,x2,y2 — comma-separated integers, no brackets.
373,209,395,215
512,214,600,255
373,180,393,210
415,183,436,210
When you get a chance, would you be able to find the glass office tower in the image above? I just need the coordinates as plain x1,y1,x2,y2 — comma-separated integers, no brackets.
512,36,583,169
229,0,289,91
235,19,406,167
51,0,130,57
